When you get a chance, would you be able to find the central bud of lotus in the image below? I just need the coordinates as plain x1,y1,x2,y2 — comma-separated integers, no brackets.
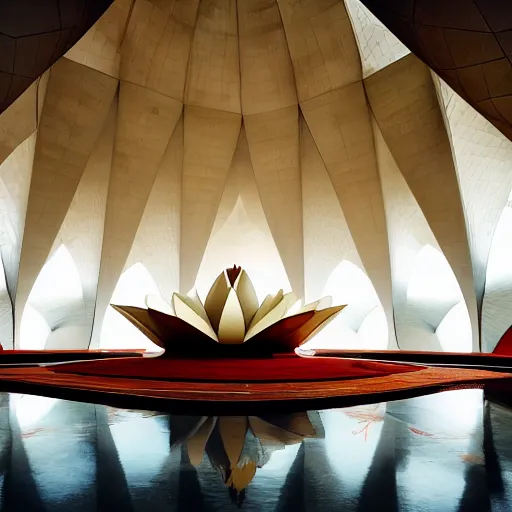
112,265,344,356
201,264,295,344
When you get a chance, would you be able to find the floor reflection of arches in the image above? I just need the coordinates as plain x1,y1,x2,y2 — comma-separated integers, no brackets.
4,395,96,512
0,390,508,510
393,390,484,511
108,411,172,508
322,406,385,500
486,401,512,507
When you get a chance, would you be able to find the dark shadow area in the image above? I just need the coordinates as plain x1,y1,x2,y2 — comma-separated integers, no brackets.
275,442,306,512
0,0,113,113
457,403,490,512
95,406,134,512
177,444,207,512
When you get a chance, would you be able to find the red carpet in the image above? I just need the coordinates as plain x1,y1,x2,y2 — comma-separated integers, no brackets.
51,354,423,382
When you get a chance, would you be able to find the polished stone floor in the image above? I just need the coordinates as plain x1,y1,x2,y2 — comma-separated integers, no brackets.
0,388,511,511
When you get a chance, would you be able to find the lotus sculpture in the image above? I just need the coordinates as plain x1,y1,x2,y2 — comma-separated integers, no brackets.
112,265,344,357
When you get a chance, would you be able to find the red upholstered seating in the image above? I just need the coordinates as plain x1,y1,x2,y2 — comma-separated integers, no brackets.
52,354,423,383
494,326,512,356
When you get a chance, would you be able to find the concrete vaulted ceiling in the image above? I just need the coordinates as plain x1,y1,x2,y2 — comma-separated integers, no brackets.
359,0,512,142
0,0,511,352
0,0,115,114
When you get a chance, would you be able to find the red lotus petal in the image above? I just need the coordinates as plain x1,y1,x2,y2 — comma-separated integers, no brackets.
112,305,219,355
245,306,344,352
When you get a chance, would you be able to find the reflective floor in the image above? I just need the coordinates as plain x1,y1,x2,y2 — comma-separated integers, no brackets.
0,389,511,511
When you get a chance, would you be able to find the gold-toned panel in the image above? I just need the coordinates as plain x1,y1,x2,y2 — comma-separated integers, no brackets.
238,0,297,115
185,0,240,113
278,0,361,101
65,0,132,78
301,82,393,327
120,0,200,101
300,116,362,303
244,105,304,297
91,82,182,347
125,116,183,302
180,105,241,293
365,54,479,350
15,59,118,345
49,99,118,347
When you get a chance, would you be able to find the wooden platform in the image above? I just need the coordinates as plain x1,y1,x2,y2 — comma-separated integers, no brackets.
0,363,509,414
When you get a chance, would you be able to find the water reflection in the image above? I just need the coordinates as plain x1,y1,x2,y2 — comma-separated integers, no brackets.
0,389,510,510
167,413,321,505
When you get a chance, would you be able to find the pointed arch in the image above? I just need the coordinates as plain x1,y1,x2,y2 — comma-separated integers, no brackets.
196,127,291,301
21,244,87,349
405,245,472,352
99,262,163,351
19,305,51,350
482,196,512,352
302,260,388,350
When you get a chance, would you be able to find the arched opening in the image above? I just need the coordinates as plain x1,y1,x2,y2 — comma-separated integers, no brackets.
483,196,512,352
100,262,162,351
19,304,51,350
196,195,292,302
302,260,388,350
403,244,472,352
20,245,85,349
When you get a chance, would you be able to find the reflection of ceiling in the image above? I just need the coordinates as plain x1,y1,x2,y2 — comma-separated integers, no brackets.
0,0,114,113
0,0,512,353
359,0,512,142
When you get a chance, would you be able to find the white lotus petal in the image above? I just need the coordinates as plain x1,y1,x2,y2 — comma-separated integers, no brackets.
282,292,299,314
234,270,259,328
172,293,218,341
218,416,248,466
204,271,230,331
248,416,305,445
217,288,246,344
245,295,289,340
285,299,303,317
290,300,321,316
187,417,217,466
250,294,271,326
249,289,284,330
175,291,210,324
316,296,333,310
145,294,174,315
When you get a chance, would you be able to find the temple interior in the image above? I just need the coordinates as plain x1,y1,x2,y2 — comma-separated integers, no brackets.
0,0,512,510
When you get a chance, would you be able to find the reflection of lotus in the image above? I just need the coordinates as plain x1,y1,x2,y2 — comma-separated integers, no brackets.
170,412,323,503
112,265,344,356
